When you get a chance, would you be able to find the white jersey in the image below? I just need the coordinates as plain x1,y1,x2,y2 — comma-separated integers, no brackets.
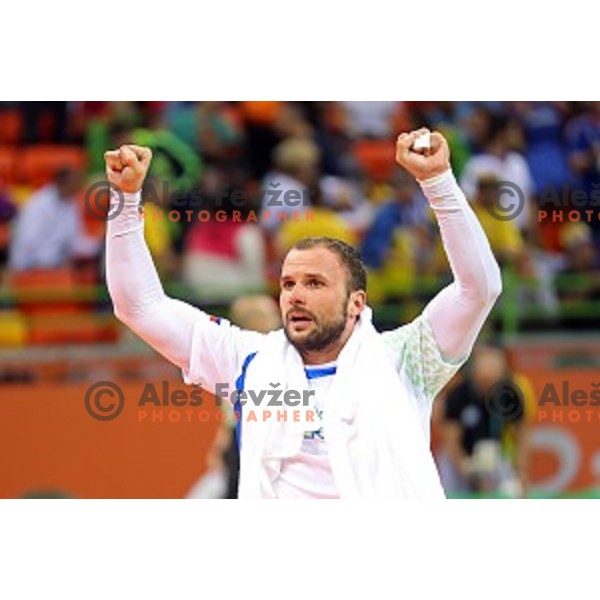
183,312,463,499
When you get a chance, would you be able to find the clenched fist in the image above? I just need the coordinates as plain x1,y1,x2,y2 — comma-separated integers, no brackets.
104,145,152,194
395,128,450,182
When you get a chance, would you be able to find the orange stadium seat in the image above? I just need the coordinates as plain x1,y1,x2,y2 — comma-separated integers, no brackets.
6,268,120,345
7,268,91,317
27,313,119,345
351,140,396,181
18,146,87,187
0,146,17,184
0,109,23,144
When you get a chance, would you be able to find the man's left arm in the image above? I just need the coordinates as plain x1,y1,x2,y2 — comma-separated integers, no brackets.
396,130,503,364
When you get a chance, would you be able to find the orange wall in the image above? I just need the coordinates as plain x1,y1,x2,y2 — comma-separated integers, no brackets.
2,370,599,497
0,380,219,498
526,369,600,492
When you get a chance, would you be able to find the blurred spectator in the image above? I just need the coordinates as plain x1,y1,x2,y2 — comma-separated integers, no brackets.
229,294,282,333
438,343,531,497
469,175,525,262
165,102,242,164
361,170,427,269
273,103,314,140
340,101,400,138
275,182,356,262
320,175,373,234
461,111,535,233
8,168,100,271
462,103,507,152
360,170,431,302
294,102,352,176
260,137,320,234
182,177,268,302
461,175,559,317
185,419,231,499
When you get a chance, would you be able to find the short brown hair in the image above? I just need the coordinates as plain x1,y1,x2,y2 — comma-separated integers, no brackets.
290,237,367,293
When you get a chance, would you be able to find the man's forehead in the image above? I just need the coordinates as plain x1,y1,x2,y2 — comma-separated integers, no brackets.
281,247,342,277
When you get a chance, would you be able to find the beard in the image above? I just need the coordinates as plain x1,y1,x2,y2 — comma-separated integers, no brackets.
283,303,348,354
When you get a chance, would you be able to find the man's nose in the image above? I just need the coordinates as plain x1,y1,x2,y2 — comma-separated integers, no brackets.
288,286,306,305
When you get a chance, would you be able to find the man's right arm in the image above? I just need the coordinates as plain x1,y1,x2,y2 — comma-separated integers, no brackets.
105,145,201,372
106,186,199,372
104,145,264,389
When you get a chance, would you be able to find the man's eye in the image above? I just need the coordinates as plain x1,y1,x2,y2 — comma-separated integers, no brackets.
308,280,323,288
282,281,294,290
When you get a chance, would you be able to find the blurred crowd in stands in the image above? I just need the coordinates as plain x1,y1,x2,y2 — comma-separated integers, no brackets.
0,101,599,336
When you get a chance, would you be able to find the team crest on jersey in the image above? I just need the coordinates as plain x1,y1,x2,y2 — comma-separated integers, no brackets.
209,315,222,325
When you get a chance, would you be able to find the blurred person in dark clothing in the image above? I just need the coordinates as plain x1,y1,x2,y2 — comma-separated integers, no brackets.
438,343,530,497
461,111,534,234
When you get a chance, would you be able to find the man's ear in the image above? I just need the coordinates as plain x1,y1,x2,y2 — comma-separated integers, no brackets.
348,290,367,319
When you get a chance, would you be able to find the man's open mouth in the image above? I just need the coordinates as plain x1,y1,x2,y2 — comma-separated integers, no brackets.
287,312,314,324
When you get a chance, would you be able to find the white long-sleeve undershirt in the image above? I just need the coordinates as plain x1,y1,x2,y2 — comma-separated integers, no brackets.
420,170,502,362
105,170,502,371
